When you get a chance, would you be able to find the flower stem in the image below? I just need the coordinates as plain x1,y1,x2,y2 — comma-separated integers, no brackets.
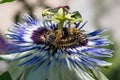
58,20,64,31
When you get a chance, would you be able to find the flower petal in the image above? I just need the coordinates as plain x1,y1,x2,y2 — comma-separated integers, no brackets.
87,36,113,46
8,51,31,80
87,28,106,37
76,47,113,57
83,56,112,66
6,44,43,54
0,54,18,61
91,69,108,80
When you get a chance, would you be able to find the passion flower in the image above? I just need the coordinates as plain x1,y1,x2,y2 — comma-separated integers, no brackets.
0,6,113,80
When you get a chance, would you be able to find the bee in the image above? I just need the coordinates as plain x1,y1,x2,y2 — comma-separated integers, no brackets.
45,28,87,48
68,28,87,46
45,30,63,45
45,35,56,45
45,31,55,45
77,31,87,45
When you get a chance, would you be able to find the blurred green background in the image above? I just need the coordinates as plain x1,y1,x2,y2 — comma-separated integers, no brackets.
0,0,120,80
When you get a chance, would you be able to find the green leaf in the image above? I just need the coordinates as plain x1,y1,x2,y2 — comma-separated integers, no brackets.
0,57,3,60
0,0,15,4
0,71,12,80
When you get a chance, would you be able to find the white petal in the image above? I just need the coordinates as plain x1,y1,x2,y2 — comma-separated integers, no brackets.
91,69,108,80
8,51,35,80
0,54,18,61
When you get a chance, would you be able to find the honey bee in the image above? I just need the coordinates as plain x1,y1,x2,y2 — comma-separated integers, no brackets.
45,28,87,48
68,28,87,45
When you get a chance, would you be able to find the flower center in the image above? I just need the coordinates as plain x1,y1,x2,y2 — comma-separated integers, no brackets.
31,28,48,44
45,28,87,48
